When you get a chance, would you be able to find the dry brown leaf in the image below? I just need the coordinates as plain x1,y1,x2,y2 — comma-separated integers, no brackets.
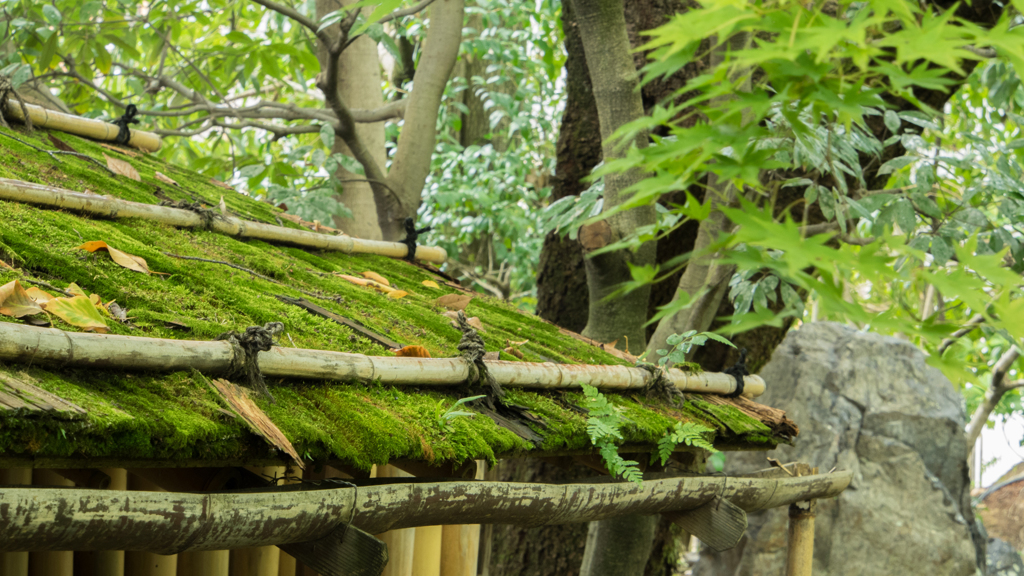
154,171,179,186
388,290,408,300
337,274,371,286
209,178,234,190
391,345,432,358
209,378,303,468
99,142,140,157
77,241,153,274
421,280,440,289
280,213,303,223
362,271,390,286
25,287,55,306
504,347,525,359
442,310,460,322
436,293,473,311
467,317,485,332
0,280,44,318
0,260,12,270
45,295,109,333
103,153,141,181
483,351,501,361
48,134,77,153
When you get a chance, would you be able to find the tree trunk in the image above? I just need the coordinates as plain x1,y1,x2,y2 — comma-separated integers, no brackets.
570,0,655,356
317,0,387,240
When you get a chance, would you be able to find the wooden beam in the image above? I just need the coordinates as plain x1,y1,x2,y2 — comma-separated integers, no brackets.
0,471,852,553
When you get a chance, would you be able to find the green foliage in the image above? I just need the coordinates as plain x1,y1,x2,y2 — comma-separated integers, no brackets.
655,421,717,466
655,330,735,367
435,394,485,429
581,383,644,485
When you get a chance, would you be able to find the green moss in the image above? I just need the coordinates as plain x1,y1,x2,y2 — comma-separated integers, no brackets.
0,125,788,468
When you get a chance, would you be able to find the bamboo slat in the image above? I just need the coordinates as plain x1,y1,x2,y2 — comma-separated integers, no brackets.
2,101,162,152
0,178,448,263
0,323,765,398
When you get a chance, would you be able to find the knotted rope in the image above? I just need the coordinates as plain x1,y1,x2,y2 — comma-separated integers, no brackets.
723,348,749,398
401,217,432,262
160,200,223,229
112,104,140,145
216,322,283,402
637,361,685,407
0,74,32,131
455,311,504,407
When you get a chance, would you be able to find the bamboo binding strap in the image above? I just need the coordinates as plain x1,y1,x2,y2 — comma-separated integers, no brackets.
159,199,223,228
401,217,432,262
723,349,749,399
112,104,140,145
455,311,505,407
638,362,685,406
216,322,283,402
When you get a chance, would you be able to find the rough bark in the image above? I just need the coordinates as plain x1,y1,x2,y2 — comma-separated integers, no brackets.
571,0,656,356
382,0,465,240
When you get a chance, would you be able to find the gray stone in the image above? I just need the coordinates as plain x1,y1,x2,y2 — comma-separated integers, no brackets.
988,538,1024,576
694,322,984,576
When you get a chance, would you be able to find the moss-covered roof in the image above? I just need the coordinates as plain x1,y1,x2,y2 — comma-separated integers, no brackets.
0,125,791,471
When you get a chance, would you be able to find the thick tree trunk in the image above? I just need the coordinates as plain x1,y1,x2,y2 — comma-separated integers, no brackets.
570,0,655,356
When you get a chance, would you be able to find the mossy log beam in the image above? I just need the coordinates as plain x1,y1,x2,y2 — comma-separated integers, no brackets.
0,323,765,397
2,101,162,152
0,178,448,263
0,471,851,553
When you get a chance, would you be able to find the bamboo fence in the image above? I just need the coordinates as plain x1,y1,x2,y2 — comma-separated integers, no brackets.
0,470,852,552
2,101,162,152
0,322,765,397
0,178,448,263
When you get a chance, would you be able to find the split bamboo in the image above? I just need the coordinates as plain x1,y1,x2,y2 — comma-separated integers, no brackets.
0,323,765,398
2,101,162,152
0,179,448,263
0,471,851,553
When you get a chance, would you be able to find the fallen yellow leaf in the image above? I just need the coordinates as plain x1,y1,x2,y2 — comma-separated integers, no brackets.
0,280,43,318
78,241,154,274
45,295,109,333
436,293,473,311
388,290,408,300
25,287,55,305
103,153,141,181
362,271,390,286
421,280,440,289
66,283,87,298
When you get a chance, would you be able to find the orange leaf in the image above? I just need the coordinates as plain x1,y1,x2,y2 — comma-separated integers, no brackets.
25,287,55,305
391,345,432,358
436,293,473,311
388,290,408,300
362,271,390,286
103,153,141,181
0,280,44,318
209,378,303,468
77,241,153,274
421,280,440,289
45,295,109,333
155,171,179,186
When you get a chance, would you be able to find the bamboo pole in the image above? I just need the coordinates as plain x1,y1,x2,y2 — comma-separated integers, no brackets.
176,552,228,576
2,102,162,152
785,500,816,576
0,323,765,398
79,468,127,576
411,526,442,576
439,461,485,576
377,465,415,576
28,470,73,576
125,475,177,576
0,469,30,576
0,471,851,553
0,178,448,263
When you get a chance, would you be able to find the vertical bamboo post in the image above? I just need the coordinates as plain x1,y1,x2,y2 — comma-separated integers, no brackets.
0,469,31,576
439,460,485,576
75,469,128,576
29,470,74,576
125,475,177,576
378,465,416,576
177,551,228,576
278,464,304,576
231,466,286,576
784,500,816,576
410,526,442,576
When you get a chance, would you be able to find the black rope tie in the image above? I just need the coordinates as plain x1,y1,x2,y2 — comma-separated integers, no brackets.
638,361,685,407
455,311,504,408
401,217,432,262
724,348,749,398
0,74,32,131
113,104,140,145
216,322,284,402
159,199,222,229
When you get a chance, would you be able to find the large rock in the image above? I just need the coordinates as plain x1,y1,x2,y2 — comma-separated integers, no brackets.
694,322,985,576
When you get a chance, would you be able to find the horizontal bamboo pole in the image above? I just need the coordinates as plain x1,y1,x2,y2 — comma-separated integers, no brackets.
0,323,765,397
0,179,448,264
0,470,851,553
2,101,162,152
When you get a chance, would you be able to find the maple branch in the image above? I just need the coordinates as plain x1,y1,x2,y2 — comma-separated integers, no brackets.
938,313,985,354
378,0,439,24
966,346,1020,450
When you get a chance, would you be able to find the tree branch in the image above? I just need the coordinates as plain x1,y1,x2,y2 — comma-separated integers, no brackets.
966,346,1020,451
938,313,985,354
250,0,322,39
